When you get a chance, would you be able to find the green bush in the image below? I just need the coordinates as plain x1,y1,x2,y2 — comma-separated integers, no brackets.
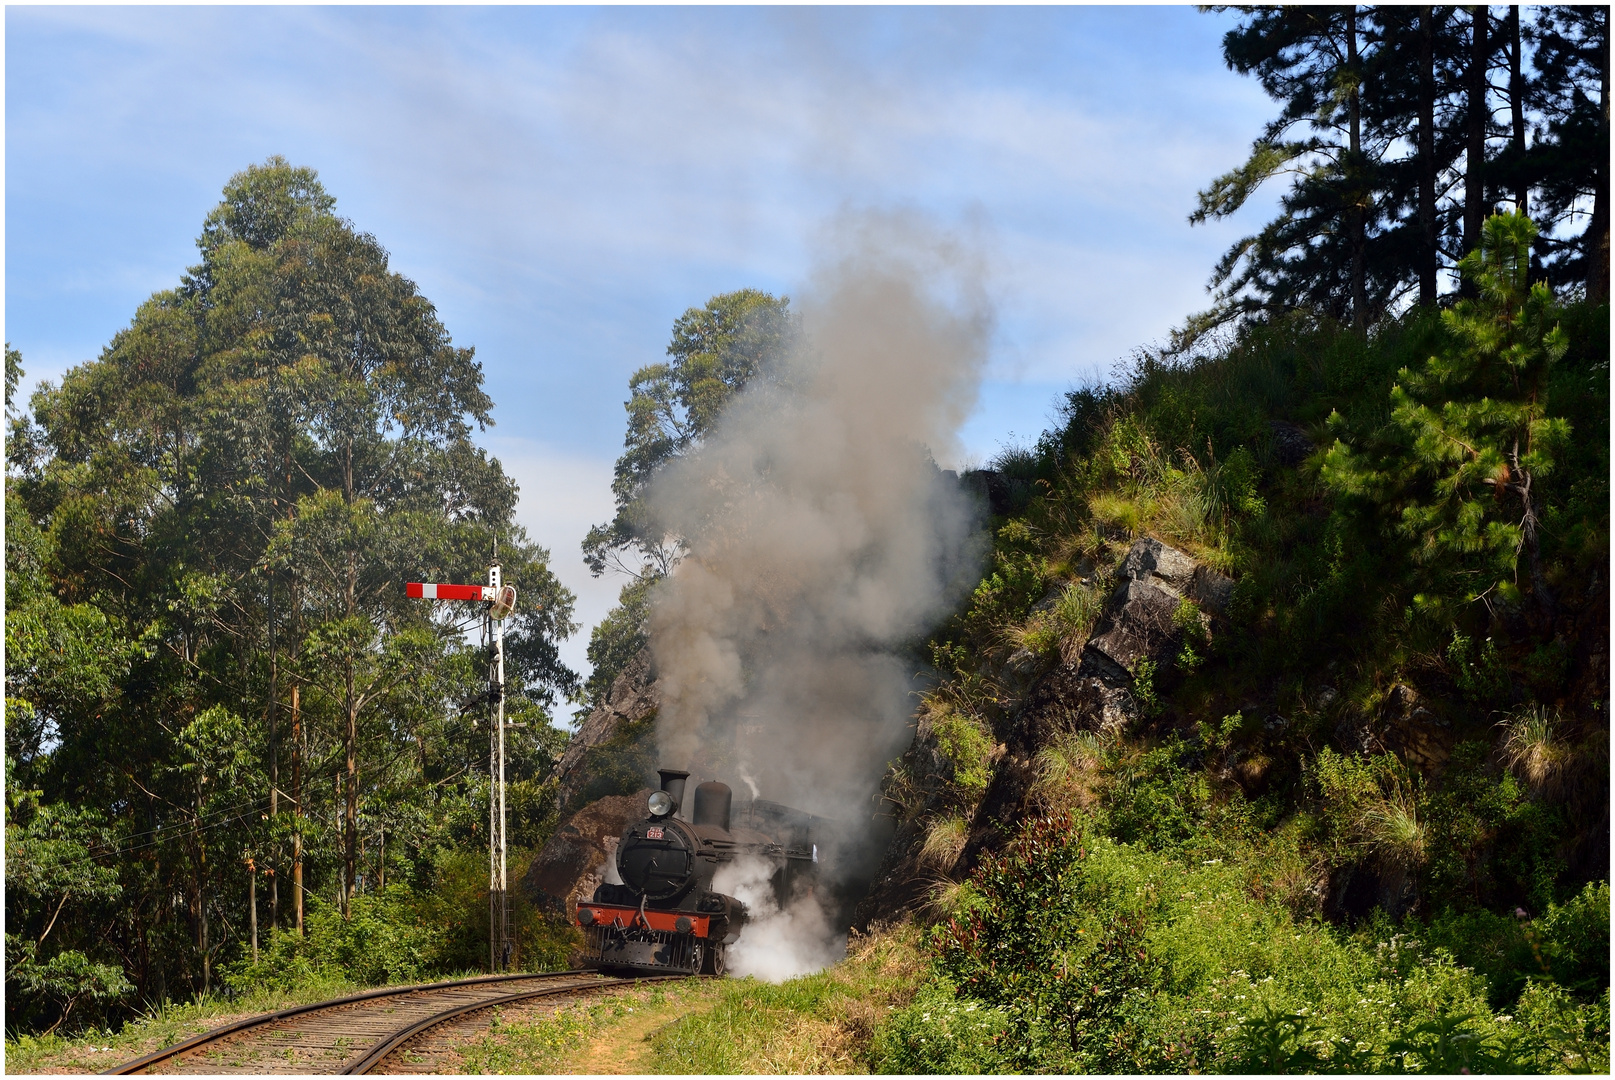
222,886,452,993
1536,881,1611,1001
910,811,1593,1074
874,977,1011,1074
1103,741,1208,855
1420,741,1571,917
1511,980,1612,1073
928,707,995,800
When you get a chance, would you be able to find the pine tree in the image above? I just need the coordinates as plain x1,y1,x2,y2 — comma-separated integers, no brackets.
1190,5,1606,340
1523,5,1610,299
1187,6,1392,340
1323,212,1570,616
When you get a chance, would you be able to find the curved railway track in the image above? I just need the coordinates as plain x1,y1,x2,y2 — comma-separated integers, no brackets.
104,969,678,1075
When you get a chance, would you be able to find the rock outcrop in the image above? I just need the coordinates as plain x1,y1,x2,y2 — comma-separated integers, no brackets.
1269,420,1315,467
856,537,1234,926
555,647,659,815
520,789,655,916
1083,537,1232,683
520,648,663,922
963,539,1231,859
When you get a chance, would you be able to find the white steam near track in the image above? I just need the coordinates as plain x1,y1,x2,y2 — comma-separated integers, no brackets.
711,856,841,982
648,209,992,980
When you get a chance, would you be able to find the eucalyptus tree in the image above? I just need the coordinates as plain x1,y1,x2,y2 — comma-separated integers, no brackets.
583,288,797,580
7,158,576,1017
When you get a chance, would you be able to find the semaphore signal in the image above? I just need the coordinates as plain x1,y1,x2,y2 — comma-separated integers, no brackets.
407,565,517,972
406,581,491,601
407,581,517,617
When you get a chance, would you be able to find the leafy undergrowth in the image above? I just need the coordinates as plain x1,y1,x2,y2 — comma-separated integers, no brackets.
877,813,1609,1075
3,970,364,1074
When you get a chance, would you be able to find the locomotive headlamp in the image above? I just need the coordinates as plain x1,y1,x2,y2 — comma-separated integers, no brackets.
647,790,676,818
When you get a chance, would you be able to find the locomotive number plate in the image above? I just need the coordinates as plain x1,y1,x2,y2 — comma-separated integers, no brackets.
646,827,664,839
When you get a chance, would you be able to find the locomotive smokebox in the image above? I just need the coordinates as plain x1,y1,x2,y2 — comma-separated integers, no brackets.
692,781,732,831
657,769,690,816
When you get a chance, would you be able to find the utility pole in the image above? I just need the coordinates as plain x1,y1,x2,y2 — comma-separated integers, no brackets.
407,567,517,971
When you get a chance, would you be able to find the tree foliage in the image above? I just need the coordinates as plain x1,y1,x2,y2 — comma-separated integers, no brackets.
1192,4,1609,343
1323,212,1570,615
582,288,795,581
4,158,577,1032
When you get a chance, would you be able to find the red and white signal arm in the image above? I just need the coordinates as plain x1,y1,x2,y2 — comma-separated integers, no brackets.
407,582,491,601
407,581,518,620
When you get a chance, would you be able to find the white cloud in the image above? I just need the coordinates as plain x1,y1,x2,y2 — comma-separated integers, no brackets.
482,437,620,681
8,5,1283,655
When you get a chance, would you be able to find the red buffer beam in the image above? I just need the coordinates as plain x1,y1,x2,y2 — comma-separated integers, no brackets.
407,582,495,601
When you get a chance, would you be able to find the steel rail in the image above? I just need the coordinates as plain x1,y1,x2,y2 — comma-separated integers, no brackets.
342,972,683,1074
101,970,604,1075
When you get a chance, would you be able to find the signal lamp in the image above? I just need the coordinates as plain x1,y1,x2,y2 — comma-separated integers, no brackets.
490,584,517,621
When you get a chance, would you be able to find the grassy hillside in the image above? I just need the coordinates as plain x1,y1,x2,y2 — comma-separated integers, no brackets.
870,294,1609,1072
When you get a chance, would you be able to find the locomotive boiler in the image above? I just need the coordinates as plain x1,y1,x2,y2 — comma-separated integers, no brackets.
576,768,824,977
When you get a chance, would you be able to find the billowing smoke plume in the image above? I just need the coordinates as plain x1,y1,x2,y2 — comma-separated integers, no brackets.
646,211,991,977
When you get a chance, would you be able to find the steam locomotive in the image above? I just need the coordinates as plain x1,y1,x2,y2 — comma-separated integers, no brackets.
576,769,824,977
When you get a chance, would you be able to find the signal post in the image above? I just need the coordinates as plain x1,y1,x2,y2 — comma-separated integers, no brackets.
407,566,517,970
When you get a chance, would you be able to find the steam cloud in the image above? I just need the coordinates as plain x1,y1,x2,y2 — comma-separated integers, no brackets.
647,210,992,978
712,857,840,982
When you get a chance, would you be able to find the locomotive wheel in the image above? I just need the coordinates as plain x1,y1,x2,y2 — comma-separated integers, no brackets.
700,942,727,976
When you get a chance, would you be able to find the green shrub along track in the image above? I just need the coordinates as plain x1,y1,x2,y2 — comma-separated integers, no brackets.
102,971,684,1075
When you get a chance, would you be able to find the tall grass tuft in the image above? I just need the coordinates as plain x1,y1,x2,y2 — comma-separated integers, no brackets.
1006,581,1104,664
1031,731,1104,811
1359,785,1426,871
1358,777,1426,916
919,814,971,871
1500,704,1572,798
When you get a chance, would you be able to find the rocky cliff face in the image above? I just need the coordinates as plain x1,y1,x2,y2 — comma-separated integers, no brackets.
520,789,655,916
554,647,659,817
855,537,1232,926
520,648,661,923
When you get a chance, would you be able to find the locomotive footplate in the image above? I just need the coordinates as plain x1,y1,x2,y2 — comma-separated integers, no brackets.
576,903,710,937
578,904,716,975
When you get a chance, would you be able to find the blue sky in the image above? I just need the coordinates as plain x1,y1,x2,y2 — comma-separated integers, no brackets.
6,5,1278,678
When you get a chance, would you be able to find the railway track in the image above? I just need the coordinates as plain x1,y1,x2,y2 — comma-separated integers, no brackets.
104,969,676,1075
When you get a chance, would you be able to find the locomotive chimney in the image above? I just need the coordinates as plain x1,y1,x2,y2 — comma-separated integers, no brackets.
657,769,690,817
692,781,732,831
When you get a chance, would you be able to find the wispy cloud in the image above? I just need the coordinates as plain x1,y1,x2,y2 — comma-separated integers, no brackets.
7,5,1277,672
